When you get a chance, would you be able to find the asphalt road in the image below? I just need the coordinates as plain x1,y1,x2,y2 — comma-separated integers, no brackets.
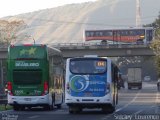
0,81,160,120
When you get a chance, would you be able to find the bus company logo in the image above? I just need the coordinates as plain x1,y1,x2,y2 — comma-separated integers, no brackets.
15,61,39,67
20,47,37,56
70,75,89,92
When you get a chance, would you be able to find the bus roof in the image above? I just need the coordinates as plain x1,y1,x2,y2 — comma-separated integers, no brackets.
8,44,47,59
85,27,153,31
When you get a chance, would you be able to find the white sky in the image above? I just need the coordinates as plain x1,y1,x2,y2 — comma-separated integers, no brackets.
0,0,96,18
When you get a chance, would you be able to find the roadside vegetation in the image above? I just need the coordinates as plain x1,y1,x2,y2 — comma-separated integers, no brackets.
0,104,12,111
149,12,160,76
0,19,26,45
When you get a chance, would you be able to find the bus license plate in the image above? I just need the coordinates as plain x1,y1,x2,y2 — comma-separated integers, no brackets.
84,92,92,97
24,98,31,101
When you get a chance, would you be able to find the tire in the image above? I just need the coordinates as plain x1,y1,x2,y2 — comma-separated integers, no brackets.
13,105,19,111
44,105,50,110
20,106,25,111
56,104,61,109
102,105,115,114
68,106,81,114
69,106,73,114
75,107,82,113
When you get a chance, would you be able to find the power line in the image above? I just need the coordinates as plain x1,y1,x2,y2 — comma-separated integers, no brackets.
16,13,158,29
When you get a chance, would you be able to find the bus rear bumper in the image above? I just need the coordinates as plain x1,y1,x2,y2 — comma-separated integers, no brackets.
8,94,50,106
65,95,112,105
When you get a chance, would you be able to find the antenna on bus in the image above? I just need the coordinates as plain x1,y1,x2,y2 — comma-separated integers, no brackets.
33,38,35,44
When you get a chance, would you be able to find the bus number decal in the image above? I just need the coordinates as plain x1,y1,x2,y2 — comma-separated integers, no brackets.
96,61,105,67
15,90,24,95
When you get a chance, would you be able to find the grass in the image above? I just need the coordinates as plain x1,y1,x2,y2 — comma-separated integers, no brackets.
0,104,12,111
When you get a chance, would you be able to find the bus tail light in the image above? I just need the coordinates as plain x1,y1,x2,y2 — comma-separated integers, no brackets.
7,82,13,95
105,82,110,94
42,82,48,96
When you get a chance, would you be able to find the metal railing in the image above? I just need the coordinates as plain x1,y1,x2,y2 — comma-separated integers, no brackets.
0,42,151,49
49,42,151,49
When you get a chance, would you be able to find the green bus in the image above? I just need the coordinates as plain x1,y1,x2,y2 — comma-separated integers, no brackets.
7,44,64,110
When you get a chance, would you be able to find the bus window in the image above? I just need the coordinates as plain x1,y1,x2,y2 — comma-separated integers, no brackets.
13,70,42,85
70,59,107,74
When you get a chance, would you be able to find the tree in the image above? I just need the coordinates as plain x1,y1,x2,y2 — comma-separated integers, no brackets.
0,19,26,45
150,12,160,77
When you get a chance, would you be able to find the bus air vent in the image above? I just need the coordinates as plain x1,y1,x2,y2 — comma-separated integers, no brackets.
82,99,94,101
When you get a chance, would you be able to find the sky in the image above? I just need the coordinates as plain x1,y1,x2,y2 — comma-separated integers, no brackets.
0,0,97,18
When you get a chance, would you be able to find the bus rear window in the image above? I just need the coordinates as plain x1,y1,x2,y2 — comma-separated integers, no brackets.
70,59,107,74
13,70,42,85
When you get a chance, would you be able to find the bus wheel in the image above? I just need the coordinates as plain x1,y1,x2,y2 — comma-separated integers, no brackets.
20,106,25,111
56,104,61,109
44,105,50,110
77,107,82,113
68,106,81,114
69,106,74,114
13,105,19,111
110,105,115,113
102,105,115,114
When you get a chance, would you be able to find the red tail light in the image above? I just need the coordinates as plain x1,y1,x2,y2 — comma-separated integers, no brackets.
44,82,48,90
7,82,12,91
7,82,13,95
42,81,48,96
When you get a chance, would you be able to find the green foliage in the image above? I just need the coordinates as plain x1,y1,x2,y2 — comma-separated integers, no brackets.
0,19,25,45
0,104,12,111
150,11,160,77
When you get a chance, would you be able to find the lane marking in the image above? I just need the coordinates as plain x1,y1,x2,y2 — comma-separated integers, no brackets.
115,90,141,112
156,91,160,104
134,105,156,115
101,90,141,120
28,115,39,119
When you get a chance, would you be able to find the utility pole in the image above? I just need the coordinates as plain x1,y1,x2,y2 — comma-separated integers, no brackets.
136,0,141,27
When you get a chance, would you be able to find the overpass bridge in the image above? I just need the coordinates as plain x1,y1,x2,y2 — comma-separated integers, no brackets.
51,43,154,58
0,43,156,88
0,43,155,59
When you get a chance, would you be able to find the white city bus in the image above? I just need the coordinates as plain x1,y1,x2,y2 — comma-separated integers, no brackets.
65,56,119,113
